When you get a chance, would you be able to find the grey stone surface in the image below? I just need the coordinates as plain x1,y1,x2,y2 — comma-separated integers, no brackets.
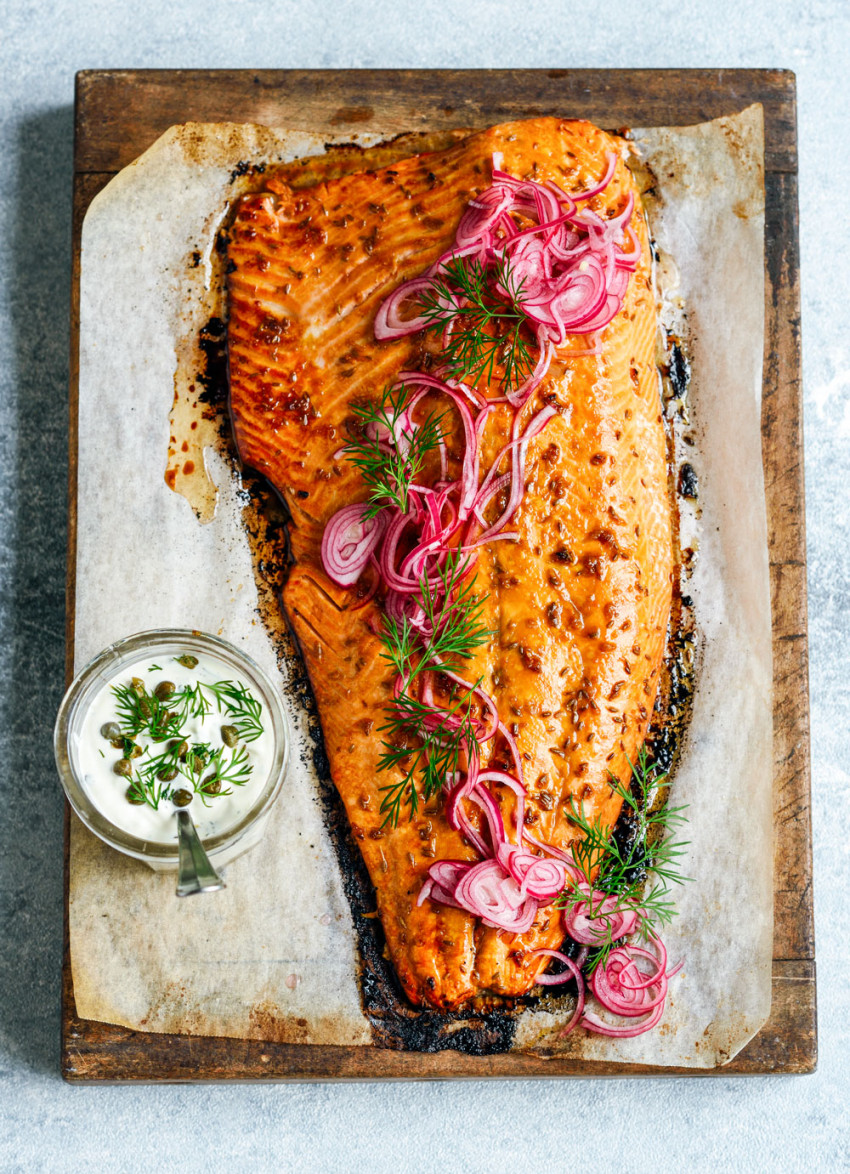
0,1,847,1170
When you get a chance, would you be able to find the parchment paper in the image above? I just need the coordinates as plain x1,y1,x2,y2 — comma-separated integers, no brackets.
71,106,771,1066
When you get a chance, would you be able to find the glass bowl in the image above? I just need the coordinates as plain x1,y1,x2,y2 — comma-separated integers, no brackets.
54,629,289,872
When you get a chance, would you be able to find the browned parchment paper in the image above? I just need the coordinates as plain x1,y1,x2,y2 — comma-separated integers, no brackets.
70,106,770,1066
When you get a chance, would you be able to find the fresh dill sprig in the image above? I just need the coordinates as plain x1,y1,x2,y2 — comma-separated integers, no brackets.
380,553,491,682
343,384,445,519
207,681,264,743
182,742,213,780
557,747,691,971
112,681,183,743
377,688,479,826
184,742,253,805
419,256,535,391
126,740,254,811
177,681,212,722
125,742,177,811
125,773,174,811
126,738,188,811
415,555,491,670
176,680,264,743
376,551,493,827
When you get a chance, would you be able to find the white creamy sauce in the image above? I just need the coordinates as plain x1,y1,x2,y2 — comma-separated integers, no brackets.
74,653,274,844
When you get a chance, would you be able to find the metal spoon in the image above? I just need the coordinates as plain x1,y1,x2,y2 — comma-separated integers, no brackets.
175,809,226,897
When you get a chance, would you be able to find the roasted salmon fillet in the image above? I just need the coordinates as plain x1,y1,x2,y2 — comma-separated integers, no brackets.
227,117,672,1011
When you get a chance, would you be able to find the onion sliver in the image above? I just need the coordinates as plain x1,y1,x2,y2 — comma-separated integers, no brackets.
532,949,584,987
374,276,435,340
454,860,537,933
320,505,386,587
563,889,640,945
580,1001,665,1038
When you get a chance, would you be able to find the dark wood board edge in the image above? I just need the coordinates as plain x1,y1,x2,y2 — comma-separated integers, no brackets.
62,167,103,1082
62,70,815,1080
62,960,816,1081
73,68,798,175
763,169,814,958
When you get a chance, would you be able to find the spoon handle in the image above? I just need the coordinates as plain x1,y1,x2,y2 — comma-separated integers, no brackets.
176,809,226,896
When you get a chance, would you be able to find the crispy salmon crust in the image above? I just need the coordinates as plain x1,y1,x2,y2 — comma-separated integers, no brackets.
227,118,672,1011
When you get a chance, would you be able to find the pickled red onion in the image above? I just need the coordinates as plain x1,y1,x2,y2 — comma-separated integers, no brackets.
575,939,683,1037
373,149,640,404
318,154,679,1040
320,505,386,587
562,887,641,944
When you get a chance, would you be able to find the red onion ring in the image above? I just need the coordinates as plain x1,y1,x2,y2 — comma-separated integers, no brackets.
580,1000,666,1038
529,949,586,1035
454,859,537,933
374,276,436,340
563,889,641,945
320,505,386,587
532,949,584,986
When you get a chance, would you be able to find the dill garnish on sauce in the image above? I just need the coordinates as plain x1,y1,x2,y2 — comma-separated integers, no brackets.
109,672,265,811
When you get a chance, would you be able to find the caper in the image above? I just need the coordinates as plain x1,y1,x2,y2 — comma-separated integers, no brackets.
202,776,222,795
100,721,122,741
138,696,153,718
110,738,125,750
176,654,198,669
125,787,145,805
169,739,189,758
128,742,143,759
172,789,193,807
113,758,133,778
157,766,178,782
220,725,239,748
131,677,146,697
154,680,175,701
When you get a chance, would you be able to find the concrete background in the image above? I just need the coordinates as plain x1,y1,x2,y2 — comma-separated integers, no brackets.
0,1,847,1170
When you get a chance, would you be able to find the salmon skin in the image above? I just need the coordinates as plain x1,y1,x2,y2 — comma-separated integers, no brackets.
227,118,673,1012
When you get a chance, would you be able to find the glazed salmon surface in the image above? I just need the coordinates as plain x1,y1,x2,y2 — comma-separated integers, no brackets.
227,118,673,1011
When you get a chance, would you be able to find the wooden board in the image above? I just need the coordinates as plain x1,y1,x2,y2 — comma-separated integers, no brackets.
62,68,815,1080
